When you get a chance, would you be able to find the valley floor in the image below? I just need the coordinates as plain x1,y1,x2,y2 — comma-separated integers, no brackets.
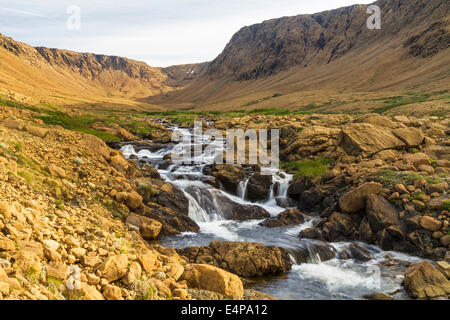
0,97,449,300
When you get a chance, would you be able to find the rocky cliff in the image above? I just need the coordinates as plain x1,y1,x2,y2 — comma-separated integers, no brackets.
205,0,449,80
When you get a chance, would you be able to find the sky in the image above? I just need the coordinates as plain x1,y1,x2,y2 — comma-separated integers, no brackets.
0,0,373,67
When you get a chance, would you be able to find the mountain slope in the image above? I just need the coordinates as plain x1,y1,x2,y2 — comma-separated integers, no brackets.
0,33,173,109
149,0,449,114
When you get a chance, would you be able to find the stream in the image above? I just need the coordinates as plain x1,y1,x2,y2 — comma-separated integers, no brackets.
121,126,422,300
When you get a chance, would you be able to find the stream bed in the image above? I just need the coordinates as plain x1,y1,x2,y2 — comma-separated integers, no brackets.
121,126,422,300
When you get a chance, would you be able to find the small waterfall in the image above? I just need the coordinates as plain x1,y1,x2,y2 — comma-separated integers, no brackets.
183,190,211,222
276,174,292,198
237,178,249,200
261,171,293,211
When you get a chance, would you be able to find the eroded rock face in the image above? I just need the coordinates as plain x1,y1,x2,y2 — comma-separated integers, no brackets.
403,261,450,299
177,241,292,278
180,264,244,299
259,208,305,228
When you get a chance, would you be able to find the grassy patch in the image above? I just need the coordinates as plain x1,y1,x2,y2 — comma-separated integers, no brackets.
36,111,119,141
248,108,291,116
0,96,119,141
442,201,450,211
377,170,445,188
372,92,439,114
282,158,331,179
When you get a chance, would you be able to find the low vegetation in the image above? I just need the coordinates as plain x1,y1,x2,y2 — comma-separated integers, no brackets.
377,169,446,188
282,158,331,180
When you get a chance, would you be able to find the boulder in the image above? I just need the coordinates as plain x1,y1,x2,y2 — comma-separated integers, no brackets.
339,182,383,213
96,254,128,283
287,177,314,198
366,195,401,234
103,284,123,300
339,123,405,157
204,164,248,195
47,164,66,178
363,293,394,300
321,212,357,242
123,261,142,285
82,134,111,160
13,250,41,274
392,127,424,147
420,216,442,232
298,228,325,241
0,238,15,252
338,243,373,261
153,183,189,216
436,261,450,279
126,213,162,239
125,191,143,210
246,173,272,202
25,125,48,138
3,119,24,130
144,203,199,235
402,153,431,168
139,252,158,274
177,241,292,278
180,264,244,299
427,196,450,210
259,208,305,227
46,262,69,280
423,145,450,161
356,114,397,129
289,241,337,264
231,204,271,221
110,154,129,171
403,261,450,299
0,266,8,282
284,126,341,160
81,283,105,300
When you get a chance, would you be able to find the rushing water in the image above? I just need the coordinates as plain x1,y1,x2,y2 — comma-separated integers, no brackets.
121,126,422,300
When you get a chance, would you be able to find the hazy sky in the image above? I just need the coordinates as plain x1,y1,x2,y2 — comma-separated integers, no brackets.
0,0,373,67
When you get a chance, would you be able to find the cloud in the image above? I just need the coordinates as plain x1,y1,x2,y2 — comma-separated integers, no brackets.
0,6,46,17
